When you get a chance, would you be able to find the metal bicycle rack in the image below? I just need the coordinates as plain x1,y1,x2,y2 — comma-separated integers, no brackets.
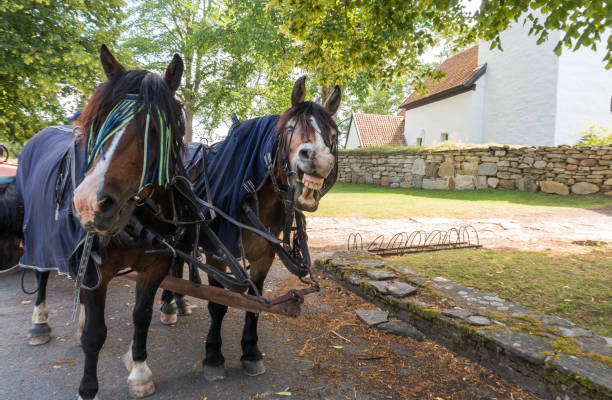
347,226,481,257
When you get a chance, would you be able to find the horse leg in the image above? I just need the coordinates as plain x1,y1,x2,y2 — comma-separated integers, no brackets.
77,282,108,400
203,259,228,381
122,264,169,398
174,262,194,316
240,275,267,376
159,259,180,325
29,271,51,346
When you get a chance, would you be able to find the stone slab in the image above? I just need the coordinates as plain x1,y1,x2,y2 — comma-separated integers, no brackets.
368,280,390,294
466,316,491,326
442,308,473,319
356,310,388,327
386,282,417,298
366,269,397,280
552,355,612,393
377,320,424,341
478,329,553,365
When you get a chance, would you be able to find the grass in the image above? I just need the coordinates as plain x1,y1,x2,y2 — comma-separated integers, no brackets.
394,247,612,336
309,183,612,218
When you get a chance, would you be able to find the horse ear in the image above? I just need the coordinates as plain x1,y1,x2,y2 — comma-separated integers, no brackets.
100,44,125,79
164,54,184,94
323,85,341,117
291,76,307,107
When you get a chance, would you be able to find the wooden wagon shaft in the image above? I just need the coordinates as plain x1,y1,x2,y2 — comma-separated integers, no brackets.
120,272,303,318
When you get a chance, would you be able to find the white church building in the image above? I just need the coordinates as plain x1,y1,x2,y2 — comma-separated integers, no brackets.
387,21,611,148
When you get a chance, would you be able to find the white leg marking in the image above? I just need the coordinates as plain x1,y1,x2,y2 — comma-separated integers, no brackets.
123,345,155,397
31,301,49,324
75,303,85,342
77,395,99,400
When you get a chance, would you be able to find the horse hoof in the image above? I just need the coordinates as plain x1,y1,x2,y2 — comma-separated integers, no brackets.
242,360,266,377
177,305,192,316
203,365,227,381
160,311,177,325
176,298,193,316
29,334,51,346
29,323,51,346
128,379,155,398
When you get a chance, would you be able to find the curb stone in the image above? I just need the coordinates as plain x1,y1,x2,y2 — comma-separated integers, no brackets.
317,251,612,400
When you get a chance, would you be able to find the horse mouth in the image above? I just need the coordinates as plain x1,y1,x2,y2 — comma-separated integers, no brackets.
296,173,323,211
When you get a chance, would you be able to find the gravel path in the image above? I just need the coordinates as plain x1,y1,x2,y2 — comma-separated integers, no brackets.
307,206,612,253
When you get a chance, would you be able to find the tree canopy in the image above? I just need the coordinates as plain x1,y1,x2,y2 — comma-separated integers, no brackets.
0,1,125,143
123,0,297,141
2,1,609,144
273,0,611,89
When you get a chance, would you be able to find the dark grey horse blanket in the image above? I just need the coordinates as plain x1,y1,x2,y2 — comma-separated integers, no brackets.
186,115,279,257
16,126,98,287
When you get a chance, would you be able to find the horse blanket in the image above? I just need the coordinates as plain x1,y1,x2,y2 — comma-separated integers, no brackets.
16,126,99,287
186,115,280,257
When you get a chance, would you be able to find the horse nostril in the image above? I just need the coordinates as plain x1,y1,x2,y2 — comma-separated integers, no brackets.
97,193,119,218
299,148,315,161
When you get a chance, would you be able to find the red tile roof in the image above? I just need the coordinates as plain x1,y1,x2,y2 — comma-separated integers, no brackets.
352,113,406,147
400,45,483,109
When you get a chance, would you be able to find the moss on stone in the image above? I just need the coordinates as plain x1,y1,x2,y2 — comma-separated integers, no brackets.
552,337,612,366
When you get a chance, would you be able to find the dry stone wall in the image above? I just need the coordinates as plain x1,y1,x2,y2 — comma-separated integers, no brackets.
338,145,612,195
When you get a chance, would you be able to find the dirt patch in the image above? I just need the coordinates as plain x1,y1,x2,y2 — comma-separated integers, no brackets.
263,268,541,399
307,206,612,253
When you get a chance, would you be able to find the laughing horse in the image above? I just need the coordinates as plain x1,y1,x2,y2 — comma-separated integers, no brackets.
0,46,191,399
160,76,341,380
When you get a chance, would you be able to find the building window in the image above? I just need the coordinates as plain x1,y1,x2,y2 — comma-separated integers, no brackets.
441,132,449,142
416,138,423,146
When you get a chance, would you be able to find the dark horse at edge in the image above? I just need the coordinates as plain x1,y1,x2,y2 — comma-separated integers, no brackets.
1,46,189,399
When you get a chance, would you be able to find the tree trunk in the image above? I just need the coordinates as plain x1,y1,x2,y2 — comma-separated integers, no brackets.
184,106,193,143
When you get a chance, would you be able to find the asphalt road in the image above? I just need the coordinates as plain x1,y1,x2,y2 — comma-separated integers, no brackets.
0,265,540,400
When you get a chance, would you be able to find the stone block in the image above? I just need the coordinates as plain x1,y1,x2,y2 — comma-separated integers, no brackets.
460,161,478,175
516,177,537,192
498,179,515,190
454,174,475,190
580,158,597,167
438,161,455,177
475,175,488,189
422,178,449,190
356,175,366,184
540,180,569,195
487,177,499,188
478,162,498,176
571,182,599,195
410,175,423,189
411,158,425,175
424,162,439,178
380,176,390,186
534,160,547,169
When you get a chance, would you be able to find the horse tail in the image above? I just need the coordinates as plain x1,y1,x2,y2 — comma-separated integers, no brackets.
0,180,24,270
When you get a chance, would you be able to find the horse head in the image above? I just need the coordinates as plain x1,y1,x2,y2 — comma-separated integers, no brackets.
73,45,185,235
277,76,341,212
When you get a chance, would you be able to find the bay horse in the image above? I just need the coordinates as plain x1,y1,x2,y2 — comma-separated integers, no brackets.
0,46,188,399
160,76,341,380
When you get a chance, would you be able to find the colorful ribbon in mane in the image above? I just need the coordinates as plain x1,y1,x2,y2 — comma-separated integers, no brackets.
84,94,174,188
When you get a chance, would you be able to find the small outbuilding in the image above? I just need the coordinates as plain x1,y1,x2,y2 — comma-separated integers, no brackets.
345,113,405,149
